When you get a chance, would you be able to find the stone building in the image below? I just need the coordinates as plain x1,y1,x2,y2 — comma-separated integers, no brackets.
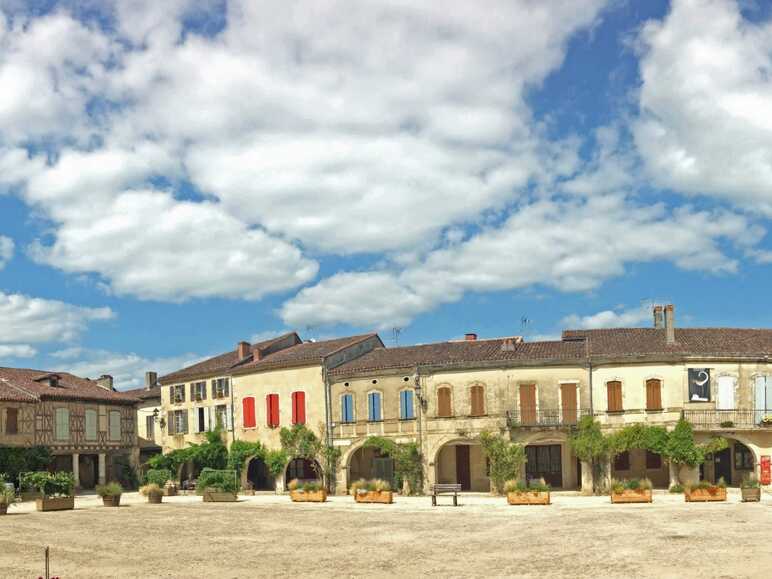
0,367,139,489
123,371,163,466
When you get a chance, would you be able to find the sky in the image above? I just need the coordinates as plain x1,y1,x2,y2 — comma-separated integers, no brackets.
1,0,772,389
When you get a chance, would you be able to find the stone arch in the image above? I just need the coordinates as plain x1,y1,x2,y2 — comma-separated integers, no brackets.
284,457,322,486
243,455,275,491
432,436,489,492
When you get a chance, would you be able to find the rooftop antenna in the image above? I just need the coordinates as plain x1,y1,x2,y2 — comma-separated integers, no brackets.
520,316,531,336
392,327,402,347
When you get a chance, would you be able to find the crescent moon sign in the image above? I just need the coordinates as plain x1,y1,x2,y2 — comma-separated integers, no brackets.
694,371,709,386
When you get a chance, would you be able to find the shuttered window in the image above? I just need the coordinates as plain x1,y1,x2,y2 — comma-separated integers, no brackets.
55,408,69,441
520,384,537,424
266,394,280,428
243,397,256,428
146,415,155,440
646,450,662,469
607,381,623,412
85,409,97,441
400,390,415,420
292,391,306,425
437,387,452,417
341,394,354,423
212,378,229,399
646,379,662,411
109,411,121,441
5,408,18,435
368,392,382,422
470,385,485,416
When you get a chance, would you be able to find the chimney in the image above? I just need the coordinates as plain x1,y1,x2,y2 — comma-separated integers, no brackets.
500,338,516,352
653,305,664,329
465,333,478,341
237,341,250,360
145,371,158,390
96,374,114,391
664,304,675,344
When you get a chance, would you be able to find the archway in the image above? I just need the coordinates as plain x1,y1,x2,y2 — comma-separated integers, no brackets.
434,440,489,492
347,445,395,489
285,457,322,486
247,457,275,491
78,454,98,489
700,438,757,486
611,449,669,488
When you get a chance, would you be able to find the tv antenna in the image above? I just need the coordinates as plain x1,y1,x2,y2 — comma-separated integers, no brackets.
392,327,402,347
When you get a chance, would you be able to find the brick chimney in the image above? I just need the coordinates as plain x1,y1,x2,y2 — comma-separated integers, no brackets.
664,304,675,344
145,371,157,390
465,333,478,341
96,374,114,391
237,341,250,360
653,305,664,329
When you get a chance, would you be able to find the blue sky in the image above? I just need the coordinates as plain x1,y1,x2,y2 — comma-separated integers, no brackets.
1,0,772,388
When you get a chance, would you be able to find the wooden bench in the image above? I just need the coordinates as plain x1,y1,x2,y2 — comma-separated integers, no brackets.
431,483,462,506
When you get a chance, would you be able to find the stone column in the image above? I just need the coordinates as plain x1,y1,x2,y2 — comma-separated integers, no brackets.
72,453,80,491
580,461,594,495
668,461,679,487
98,453,107,486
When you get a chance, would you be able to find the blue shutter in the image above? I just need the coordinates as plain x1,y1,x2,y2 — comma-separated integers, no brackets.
369,392,381,421
342,394,354,423
403,390,414,419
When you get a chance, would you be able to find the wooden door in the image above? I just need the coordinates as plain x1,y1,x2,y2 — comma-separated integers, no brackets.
713,447,731,484
519,384,537,425
455,445,471,491
560,383,577,425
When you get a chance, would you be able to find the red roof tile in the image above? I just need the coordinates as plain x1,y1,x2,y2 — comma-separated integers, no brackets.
0,367,139,404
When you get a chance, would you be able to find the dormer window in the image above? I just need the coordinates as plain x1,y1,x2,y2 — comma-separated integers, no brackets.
34,373,61,388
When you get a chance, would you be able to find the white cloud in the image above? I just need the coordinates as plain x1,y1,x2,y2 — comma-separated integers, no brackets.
0,344,36,359
0,235,12,268
634,0,772,213
561,304,652,330
0,291,114,344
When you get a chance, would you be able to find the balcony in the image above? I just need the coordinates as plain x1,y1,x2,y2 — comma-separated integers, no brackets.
682,409,772,430
507,408,591,429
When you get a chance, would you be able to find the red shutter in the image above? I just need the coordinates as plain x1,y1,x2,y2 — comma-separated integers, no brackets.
266,393,280,428
292,392,306,425
266,395,273,427
243,397,256,428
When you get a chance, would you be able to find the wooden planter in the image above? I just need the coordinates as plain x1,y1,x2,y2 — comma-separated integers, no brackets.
354,490,393,504
685,487,727,502
147,494,163,504
0,504,8,515
20,491,42,502
36,496,75,512
163,484,178,497
203,491,238,502
611,489,653,504
741,487,761,502
102,495,122,507
507,491,550,505
290,490,327,503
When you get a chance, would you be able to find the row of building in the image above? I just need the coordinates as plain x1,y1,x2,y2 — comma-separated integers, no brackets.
2,305,772,493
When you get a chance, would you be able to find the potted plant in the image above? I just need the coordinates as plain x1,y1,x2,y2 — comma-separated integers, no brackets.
0,484,15,516
197,468,238,502
145,469,175,496
610,478,653,503
140,483,164,504
288,479,327,503
350,479,393,504
18,472,43,501
25,472,75,512
684,477,727,502
504,479,551,505
669,484,684,494
96,482,123,507
741,474,761,503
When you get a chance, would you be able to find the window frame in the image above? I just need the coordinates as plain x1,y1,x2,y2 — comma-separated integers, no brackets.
172,384,186,404
108,410,121,442
84,408,98,441
399,389,415,420
266,393,280,428
55,407,70,441
340,393,355,423
242,396,257,429
436,385,453,418
645,378,663,411
291,391,306,425
5,407,18,435
469,384,486,417
367,390,383,422
212,378,230,400
606,381,623,413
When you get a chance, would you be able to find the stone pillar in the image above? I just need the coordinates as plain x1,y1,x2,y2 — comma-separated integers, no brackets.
98,453,107,486
679,464,699,486
580,461,594,495
72,453,80,491
275,474,285,494
668,461,679,487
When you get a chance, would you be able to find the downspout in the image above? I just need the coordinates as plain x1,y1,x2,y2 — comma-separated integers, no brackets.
322,363,334,492
229,374,237,445
414,365,426,494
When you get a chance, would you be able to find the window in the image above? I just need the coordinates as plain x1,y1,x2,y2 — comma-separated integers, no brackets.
191,381,207,401
292,391,306,425
470,385,485,416
734,444,754,470
109,410,121,441
646,450,662,469
688,368,711,402
215,405,228,430
212,378,230,399
341,394,355,423
614,451,630,471
368,391,382,422
172,384,186,404
243,396,256,428
197,407,207,433
646,379,662,411
55,408,69,441
437,387,452,418
266,394,280,428
145,415,155,440
85,409,98,441
399,390,415,420
169,409,188,434
607,381,623,412
5,408,18,435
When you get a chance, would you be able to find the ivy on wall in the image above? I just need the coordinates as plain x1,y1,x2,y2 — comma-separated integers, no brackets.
364,436,423,494
478,431,526,495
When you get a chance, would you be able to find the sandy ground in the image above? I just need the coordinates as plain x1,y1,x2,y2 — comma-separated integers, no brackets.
1,489,771,579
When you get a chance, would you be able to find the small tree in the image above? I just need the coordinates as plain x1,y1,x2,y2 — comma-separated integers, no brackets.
569,416,610,494
664,418,727,480
280,424,339,491
479,431,526,494
364,436,423,494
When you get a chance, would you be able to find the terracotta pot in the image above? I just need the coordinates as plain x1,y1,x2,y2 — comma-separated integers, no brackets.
354,490,394,504
147,493,163,504
506,491,550,505
611,489,653,504
290,489,327,503
202,491,238,502
741,487,761,502
102,495,121,507
684,487,727,502
35,496,75,512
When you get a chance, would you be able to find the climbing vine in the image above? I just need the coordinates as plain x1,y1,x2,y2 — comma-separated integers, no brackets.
478,431,526,494
364,436,423,494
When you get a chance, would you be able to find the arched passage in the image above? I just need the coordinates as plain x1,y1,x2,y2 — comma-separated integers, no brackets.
247,456,275,491
611,448,669,488
285,457,322,486
434,439,489,492
347,445,395,489
700,438,757,486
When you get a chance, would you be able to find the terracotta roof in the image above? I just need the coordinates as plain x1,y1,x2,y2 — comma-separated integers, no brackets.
0,367,139,404
121,385,162,401
159,332,302,384
562,327,772,359
330,338,585,377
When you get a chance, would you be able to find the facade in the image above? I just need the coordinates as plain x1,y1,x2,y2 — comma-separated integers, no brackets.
0,367,139,489
123,371,163,466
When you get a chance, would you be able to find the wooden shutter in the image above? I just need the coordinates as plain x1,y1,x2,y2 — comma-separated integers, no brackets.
342,394,353,423
167,412,175,435
560,383,577,424
437,387,452,417
266,395,273,427
646,379,662,410
181,410,189,433
292,392,305,425
267,394,279,427
469,385,485,416
607,381,623,412
519,384,537,424
401,390,414,419
6,408,18,434
243,397,256,428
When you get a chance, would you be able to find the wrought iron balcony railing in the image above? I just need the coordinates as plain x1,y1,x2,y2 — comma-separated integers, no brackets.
682,409,772,429
507,408,591,428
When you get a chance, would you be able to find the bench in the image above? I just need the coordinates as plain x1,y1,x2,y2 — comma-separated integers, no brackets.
431,483,462,506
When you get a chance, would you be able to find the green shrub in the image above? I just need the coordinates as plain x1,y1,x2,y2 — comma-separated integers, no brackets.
350,478,390,493
716,476,727,489
669,484,684,494
363,436,423,494
504,478,550,494
96,482,123,498
197,468,238,494
23,471,74,497
741,474,760,489
610,478,653,493
479,432,526,495
140,483,163,497
0,447,52,486
0,485,15,507
145,469,172,487
301,481,322,492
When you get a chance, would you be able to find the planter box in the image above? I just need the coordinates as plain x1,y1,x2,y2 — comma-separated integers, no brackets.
507,491,550,505
290,490,327,503
147,494,163,504
685,487,727,502
741,487,761,502
203,491,238,502
35,496,75,512
20,491,42,502
0,504,7,515
163,485,178,497
102,495,122,507
611,489,652,504
354,491,393,504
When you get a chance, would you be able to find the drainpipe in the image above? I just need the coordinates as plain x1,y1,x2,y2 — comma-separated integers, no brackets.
229,374,237,444
322,363,334,492
414,365,426,494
